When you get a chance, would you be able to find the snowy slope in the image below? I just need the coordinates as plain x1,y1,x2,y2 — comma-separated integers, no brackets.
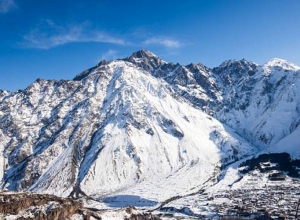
0,50,300,216
215,58,300,148
273,125,300,157
0,53,255,202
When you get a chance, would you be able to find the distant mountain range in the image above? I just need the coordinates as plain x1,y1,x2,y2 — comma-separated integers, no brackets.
1,50,300,218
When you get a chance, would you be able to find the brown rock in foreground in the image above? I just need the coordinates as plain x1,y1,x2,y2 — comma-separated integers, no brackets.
0,191,85,220
0,191,163,220
124,213,161,220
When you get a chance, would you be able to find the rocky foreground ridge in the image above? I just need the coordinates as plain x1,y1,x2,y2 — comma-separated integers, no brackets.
0,192,83,220
0,192,161,220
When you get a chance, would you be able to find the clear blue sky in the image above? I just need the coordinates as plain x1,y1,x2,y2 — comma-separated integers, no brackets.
1,0,300,91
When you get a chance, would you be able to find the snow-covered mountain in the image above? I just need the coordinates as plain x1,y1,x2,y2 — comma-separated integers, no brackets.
215,57,300,152
0,50,300,218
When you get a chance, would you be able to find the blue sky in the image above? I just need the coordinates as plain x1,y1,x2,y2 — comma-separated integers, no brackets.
1,0,300,91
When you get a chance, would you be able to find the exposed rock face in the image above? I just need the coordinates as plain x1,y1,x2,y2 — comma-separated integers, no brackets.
124,207,161,220
0,192,163,219
0,192,83,220
124,213,161,220
124,50,222,113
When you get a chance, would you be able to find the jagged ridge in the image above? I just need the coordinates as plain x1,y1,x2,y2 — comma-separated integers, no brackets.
0,50,299,205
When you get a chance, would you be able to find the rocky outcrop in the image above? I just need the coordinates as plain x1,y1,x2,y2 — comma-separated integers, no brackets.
124,207,161,220
0,192,85,220
124,213,161,220
0,192,163,220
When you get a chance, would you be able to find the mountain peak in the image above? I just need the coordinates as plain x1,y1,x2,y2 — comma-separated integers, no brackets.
266,58,288,65
124,49,167,72
3,50,300,219
265,58,300,70
217,59,257,69
129,49,158,59
73,50,163,81
213,59,258,83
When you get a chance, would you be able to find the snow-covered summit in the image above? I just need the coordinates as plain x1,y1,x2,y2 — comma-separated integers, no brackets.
264,57,300,71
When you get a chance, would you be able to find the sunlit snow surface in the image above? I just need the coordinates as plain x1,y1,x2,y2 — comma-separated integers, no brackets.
27,61,255,199
217,57,300,149
0,58,255,211
1,51,300,219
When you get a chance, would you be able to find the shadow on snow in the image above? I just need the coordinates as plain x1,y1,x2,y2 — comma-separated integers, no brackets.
101,195,158,207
